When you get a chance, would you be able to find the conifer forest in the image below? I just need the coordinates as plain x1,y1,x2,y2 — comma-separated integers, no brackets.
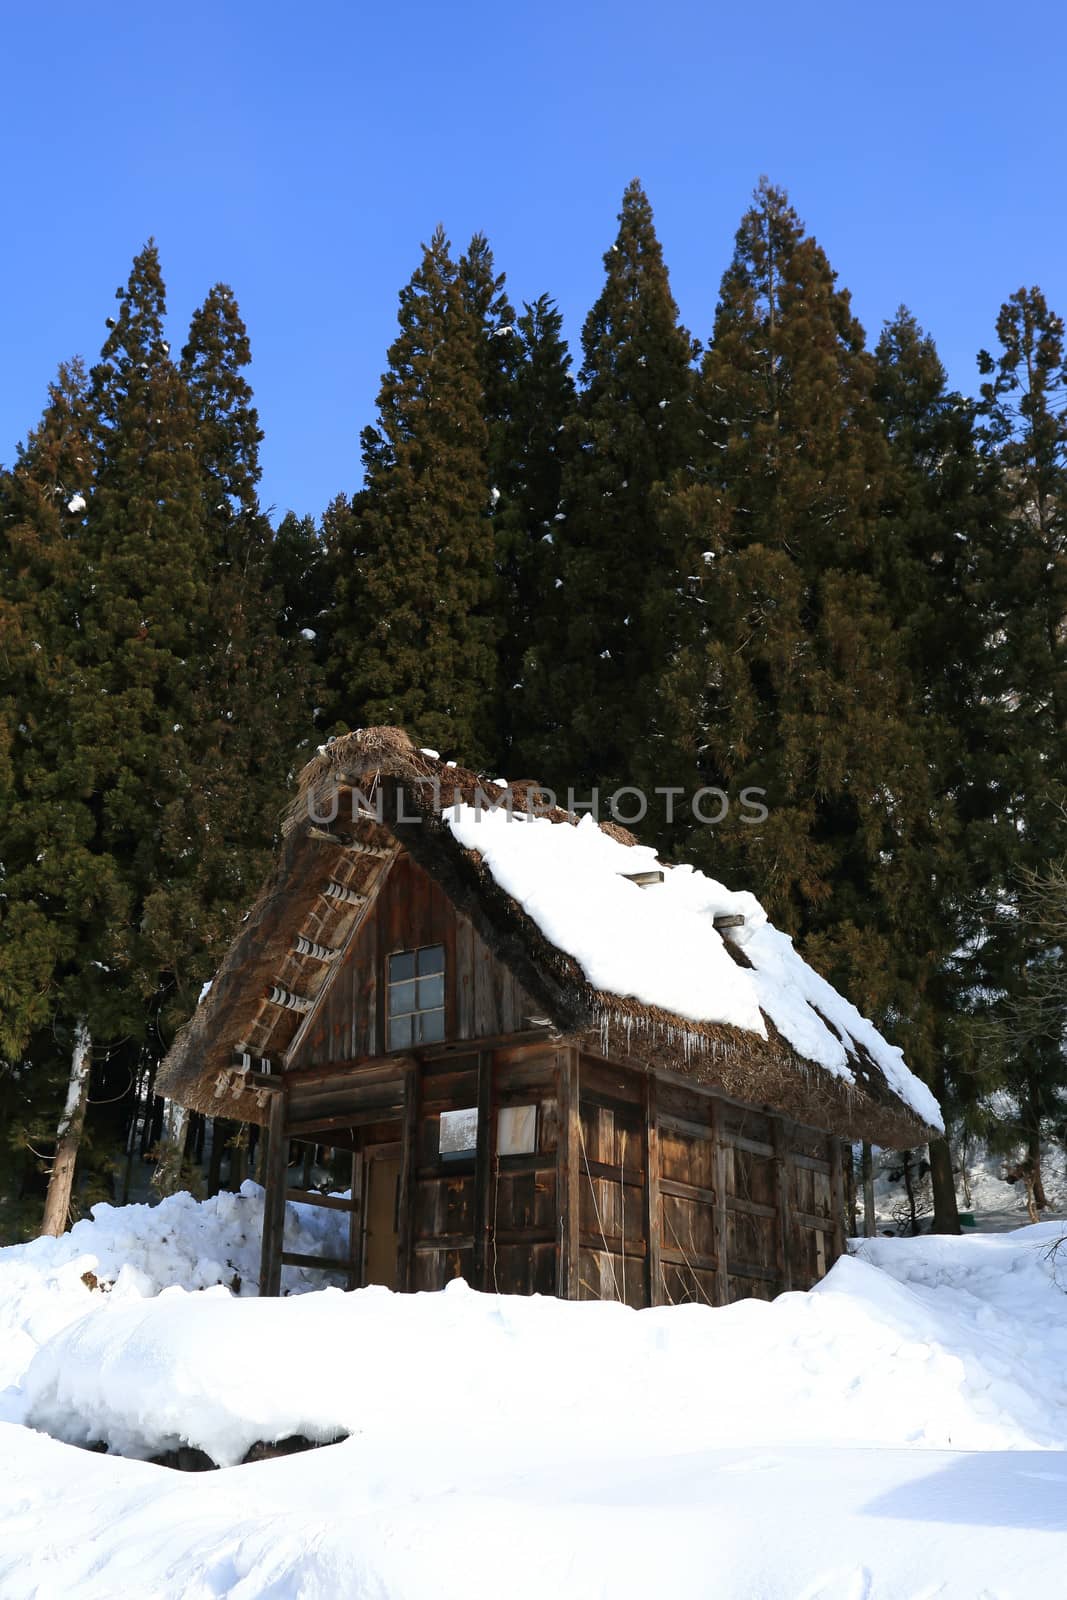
3,177,1066,1239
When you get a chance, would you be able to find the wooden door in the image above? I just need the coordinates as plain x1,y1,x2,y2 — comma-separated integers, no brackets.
363,1151,402,1288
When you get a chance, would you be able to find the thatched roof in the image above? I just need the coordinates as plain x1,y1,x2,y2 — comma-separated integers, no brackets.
157,727,940,1146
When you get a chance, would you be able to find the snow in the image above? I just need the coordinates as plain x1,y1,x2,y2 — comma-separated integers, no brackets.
446,806,941,1129
66,492,86,512
1,1193,1066,1596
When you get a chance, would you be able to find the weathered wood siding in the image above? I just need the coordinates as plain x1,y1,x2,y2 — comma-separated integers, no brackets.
288,851,537,1069
569,1053,848,1309
410,1044,560,1295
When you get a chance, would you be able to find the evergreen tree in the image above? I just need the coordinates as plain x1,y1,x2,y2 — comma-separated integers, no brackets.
458,232,520,494
269,510,332,646
971,287,1067,1201
325,227,496,761
493,294,575,770
670,181,924,1018
871,308,998,1229
526,180,697,793
0,360,128,1232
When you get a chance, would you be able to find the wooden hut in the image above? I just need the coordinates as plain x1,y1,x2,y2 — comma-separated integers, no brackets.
157,727,941,1305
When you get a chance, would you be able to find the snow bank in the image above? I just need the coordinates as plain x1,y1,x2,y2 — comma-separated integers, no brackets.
3,1193,1067,1597
447,806,941,1129
0,1183,346,1401
18,1223,1067,1466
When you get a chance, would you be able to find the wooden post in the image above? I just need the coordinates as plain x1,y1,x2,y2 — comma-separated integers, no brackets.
258,1090,289,1297
829,1137,847,1265
348,1149,364,1290
710,1097,730,1307
556,1045,580,1299
472,1051,494,1291
644,1073,663,1307
771,1116,794,1294
396,1061,420,1292
861,1141,876,1238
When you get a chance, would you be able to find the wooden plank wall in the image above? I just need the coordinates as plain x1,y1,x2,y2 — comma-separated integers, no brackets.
271,1046,848,1306
410,1043,560,1295
289,852,537,1068
569,1053,848,1310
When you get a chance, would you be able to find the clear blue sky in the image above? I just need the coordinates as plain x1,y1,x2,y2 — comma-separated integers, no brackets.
3,0,1065,520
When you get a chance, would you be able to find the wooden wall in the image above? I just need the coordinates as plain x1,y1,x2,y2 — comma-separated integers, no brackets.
565,1051,847,1308
269,1044,849,1305
288,852,537,1069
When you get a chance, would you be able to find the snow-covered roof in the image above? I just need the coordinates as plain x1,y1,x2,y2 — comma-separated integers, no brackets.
158,727,941,1145
447,805,941,1132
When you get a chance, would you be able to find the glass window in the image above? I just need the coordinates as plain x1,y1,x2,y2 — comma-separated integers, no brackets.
417,1007,445,1044
498,1104,538,1156
416,973,444,1010
439,1106,478,1160
386,944,446,1051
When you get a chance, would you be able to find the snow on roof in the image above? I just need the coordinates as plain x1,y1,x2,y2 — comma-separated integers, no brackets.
447,806,942,1132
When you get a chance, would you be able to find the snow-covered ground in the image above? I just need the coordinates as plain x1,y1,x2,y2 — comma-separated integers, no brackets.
1,1188,1066,1597
874,1141,1067,1234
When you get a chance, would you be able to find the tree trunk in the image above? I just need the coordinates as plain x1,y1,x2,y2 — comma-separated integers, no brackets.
153,1100,190,1195
928,1137,961,1233
1026,1126,1047,1211
861,1141,876,1238
902,1151,920,1236
41,1022,92,1237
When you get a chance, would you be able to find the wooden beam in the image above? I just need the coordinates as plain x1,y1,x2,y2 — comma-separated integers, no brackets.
396,1062,420,1292
286,1188,359,1213
472,1050,494,1292
287,1106,405,1136
348,1149,363,1291
713,913,745,930
829,1137,847,1264
417,1026,558,1060
710,1097,731,1307
644,1074,663,1307
280,1251,354,1273
556,1045,580,1299
258,1089,288,1298
772,1117,794,1293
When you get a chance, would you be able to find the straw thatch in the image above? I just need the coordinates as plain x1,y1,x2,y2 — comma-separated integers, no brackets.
157,727,936,1147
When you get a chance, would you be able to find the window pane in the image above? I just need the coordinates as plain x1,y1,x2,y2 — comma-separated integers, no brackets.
389,979,416,1016
387,1012,412,1050
416,973,444,1010
417,1007,445,1043
389,951,416,982
498,1104,538,1156
440,1106,477,1154
417,944,445,976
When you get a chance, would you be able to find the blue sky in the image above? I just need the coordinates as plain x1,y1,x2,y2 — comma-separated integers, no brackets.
3,0,1065,519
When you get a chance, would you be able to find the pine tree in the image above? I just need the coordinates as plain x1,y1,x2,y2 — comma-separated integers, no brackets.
871,308,998,1230
144,284,315,1030
971,287,1067,1202
269,510,332,646
326,227,496,761
0,360,128,1232
493,295,575,771
527,180,697,794
670,181,925,1018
